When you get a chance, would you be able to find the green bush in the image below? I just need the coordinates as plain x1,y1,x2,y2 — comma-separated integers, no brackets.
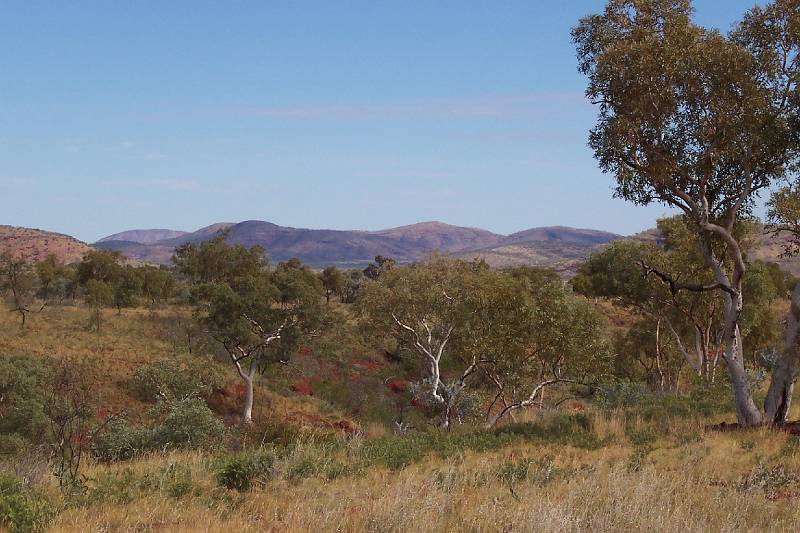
154,396,225,448
215,449,277,492
131,357,223,402
216,455,255,492
595,382,652,409
92,419,152,462
0,354,51,450
0,474,55,533
595,379,732,424
357,414,603,471
85,463,199,505
94,397,224,461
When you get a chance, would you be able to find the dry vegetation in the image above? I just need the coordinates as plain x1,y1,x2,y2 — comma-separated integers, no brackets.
0,227,93,265
44,414,800,532
5,302,800,532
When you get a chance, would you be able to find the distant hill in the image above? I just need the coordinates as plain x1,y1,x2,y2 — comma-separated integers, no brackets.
0,225,93,264
95,221,621,270
98,229,188,244
455,227,623,274
370,222,505,253
506,226,621,246
7,219,800,275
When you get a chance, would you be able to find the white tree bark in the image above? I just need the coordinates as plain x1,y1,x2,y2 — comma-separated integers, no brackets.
485,378,559,428
222,319,287,424
764,283,800,424
700,235,762,426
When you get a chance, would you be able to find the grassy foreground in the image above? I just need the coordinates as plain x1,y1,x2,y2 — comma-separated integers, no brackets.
47,415,800,532
4,305,800,532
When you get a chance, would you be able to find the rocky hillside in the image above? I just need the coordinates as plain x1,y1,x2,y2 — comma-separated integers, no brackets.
97,229,189,244
0,225,93,264
95,221,621,270
456,227,622,274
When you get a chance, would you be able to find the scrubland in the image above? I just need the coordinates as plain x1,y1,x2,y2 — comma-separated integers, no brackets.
3,304,800,533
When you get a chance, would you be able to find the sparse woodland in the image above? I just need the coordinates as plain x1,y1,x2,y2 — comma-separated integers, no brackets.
3,0,800,531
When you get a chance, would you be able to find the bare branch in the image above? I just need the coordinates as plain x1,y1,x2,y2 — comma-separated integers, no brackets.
639,260,735,296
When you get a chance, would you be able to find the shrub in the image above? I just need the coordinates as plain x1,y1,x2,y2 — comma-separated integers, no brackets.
0,354,51,450
216,455,256,492
215,449,277,492
92,419,151,462
0,474,55,533
595,382,652,409
85,463,199,505
131,357,223,402
94,397,224,461
154,396,225,448
357,413,604,472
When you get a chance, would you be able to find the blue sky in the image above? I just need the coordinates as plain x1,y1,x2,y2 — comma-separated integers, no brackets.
0,1,764,242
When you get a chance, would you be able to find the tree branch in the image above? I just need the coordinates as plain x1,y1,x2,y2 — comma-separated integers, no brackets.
639,260,735,296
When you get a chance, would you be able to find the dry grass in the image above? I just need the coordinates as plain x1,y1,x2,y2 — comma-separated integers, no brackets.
7,303,800,532
45,425,800,533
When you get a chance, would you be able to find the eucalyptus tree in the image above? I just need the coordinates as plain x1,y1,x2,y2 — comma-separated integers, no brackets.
573,0,799,425
358,256,610,428
320,266,345,303
35,254,74,305
357,256,501,428
484,279,610,427
0,252,36,326
175,237,323,424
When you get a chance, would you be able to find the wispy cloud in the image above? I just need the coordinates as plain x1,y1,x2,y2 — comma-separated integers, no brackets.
0,176,33,187
100,178,199,191
235,93,584,121
140,92,586,123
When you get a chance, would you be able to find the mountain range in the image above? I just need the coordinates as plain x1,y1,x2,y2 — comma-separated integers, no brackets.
92,220,623,272
6,220,799,276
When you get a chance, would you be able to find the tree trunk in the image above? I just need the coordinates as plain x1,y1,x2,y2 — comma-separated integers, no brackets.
722,307,762,426
242,373,254,424
699,232,762,426
765,283,800,424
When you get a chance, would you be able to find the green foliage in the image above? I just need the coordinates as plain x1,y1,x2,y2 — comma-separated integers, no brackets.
140,266,176,307
594,382,653,410
362,255,395,280
0,474,55,533
320,266,345,303
85,462,200,505
77,251,178,312
156,396,225,448
0,354,51,452
35,255,74,304
174,237,324,422
83,279,113,308
359,256,610,427
94,397,224,461
216,455,255,492
214,448,279,492
0,254,37,325
358,414,603,471
596,379,732,424
113,266,144,312
176,236,323,372
131,356,223,402
76,250,123,286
